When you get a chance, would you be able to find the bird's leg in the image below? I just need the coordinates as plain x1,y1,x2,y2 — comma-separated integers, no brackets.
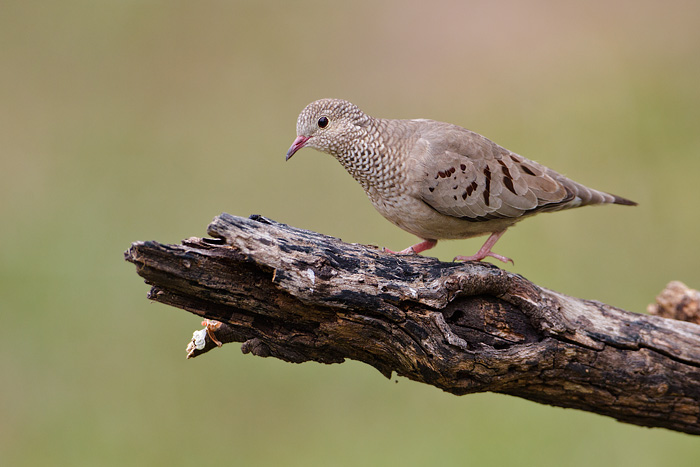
403,238,438,254
454,230,513,264
384,239,437,255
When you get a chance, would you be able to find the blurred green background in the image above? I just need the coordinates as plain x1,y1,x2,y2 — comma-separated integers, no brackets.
2,1,699,465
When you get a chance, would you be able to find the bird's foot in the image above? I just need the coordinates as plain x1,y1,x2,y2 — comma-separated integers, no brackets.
453,230,513,264
383,239,437,255
453,251,513,264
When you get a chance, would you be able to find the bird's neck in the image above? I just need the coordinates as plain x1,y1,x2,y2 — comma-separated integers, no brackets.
334,119,406,194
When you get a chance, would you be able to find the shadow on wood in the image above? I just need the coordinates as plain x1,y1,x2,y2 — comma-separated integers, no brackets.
125,213,700,435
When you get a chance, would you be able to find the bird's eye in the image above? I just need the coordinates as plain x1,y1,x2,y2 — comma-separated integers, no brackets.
317,116,329,128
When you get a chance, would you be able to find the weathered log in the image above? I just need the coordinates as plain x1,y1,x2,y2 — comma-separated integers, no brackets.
648,281,700,325
125,213,700,435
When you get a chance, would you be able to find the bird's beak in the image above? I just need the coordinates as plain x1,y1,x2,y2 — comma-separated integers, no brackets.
286,135,310,161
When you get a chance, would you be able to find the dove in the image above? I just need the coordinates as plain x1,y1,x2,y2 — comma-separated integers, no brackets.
286,98,636,263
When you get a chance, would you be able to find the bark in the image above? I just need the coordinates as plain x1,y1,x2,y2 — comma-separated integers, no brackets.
648,281,700,325
125,213,700,435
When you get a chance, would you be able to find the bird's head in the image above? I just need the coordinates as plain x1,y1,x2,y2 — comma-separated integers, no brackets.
286,98,370,161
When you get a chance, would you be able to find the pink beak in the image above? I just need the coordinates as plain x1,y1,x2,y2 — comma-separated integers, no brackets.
286,135,310,161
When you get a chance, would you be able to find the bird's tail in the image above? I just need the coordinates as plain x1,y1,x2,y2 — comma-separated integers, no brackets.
556,176,637,210
572,184,637,208
609,194,637,206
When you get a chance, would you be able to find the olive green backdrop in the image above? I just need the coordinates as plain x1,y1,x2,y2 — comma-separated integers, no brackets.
2,1,699,465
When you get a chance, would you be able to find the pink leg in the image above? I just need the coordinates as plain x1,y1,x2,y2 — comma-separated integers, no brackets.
384,239,437,255
454,230,513,264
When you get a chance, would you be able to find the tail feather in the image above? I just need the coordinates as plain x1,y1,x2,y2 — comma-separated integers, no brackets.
568,184,637,208
609,193,637,206
552,172,637,208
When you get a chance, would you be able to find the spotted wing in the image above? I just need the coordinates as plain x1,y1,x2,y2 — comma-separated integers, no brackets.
413,124,608,221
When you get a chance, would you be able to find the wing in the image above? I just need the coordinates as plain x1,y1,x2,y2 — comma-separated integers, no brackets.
412,124,594,221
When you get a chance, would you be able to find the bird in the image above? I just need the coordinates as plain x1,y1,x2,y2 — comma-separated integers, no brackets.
286,98,636,263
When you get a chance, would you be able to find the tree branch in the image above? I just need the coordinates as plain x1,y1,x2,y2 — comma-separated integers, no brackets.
125,213,700,435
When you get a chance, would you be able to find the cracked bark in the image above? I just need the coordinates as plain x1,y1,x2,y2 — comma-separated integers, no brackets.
125,213,700,435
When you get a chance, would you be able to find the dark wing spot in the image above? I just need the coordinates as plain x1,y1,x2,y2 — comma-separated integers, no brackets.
462,191,468,200
460,163,467,171
438,168,456,178
510,154,521,163
483,166,491,206
428,187,434,192
520,164,536,176
466,181,477,196
503,175,516,194
453,195,457,200
500,164,512,179
453,185,458,190
501,164,516,194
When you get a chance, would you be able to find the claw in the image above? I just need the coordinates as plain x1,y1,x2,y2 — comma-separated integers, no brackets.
453,230,512,264
454,252,513,264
